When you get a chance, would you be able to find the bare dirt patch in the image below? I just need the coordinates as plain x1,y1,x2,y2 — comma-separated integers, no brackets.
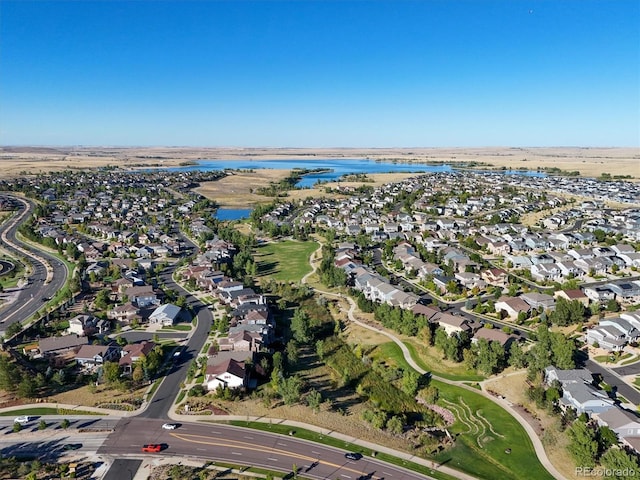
194,169,291,207
49,384,148,410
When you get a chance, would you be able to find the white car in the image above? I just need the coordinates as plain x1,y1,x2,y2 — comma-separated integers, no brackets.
14,416,32,424
161,423,178,430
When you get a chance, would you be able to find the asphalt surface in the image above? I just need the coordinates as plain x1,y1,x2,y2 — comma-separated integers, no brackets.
583,358,640,405
135,256,213,420
103,459,142,480
100,418,433,480
0,197,68,330
0,205,442,479
612,360,640,376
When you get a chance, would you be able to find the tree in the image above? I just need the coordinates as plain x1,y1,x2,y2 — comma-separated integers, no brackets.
102,361,121,384
567,420,598,468
401,370,420,397
509,342,527,368
550,297,586,326
476,339,505,375
38,420,47,430
279,375,303,405
290,308,311,344
94,289,111,310
306,389,322,413
386,415,405,435
606,299,621,312
17,376,36,398
286,341,299,365
132,364,144,383
600,447,640,479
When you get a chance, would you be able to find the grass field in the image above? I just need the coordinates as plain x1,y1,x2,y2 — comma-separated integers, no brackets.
372,342,554,480
403,340,486,382
254,240,317,283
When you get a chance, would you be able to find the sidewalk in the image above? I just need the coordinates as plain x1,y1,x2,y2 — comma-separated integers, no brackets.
166,411,478,480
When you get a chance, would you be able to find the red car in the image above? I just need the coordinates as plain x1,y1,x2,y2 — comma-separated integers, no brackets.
142,444,162,453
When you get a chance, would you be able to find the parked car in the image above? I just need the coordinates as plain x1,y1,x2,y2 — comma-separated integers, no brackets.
162,423,178,430
344,452,362,461
63,443,82,451
14,416,32,424
142,444,163,453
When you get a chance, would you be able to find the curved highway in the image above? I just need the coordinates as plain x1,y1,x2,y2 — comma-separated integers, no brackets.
0,196,68,333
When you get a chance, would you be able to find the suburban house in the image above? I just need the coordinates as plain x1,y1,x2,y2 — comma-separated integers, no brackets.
481,268,509,287
75,344,121,371
554,289,589,306
108,302,141,324
125,285,158,307
38,334,88,358
433,313,472,336
520,292,556,311
495,296,531,319
471,327,516,348
585,317,639,351
597,407,640,443
544,366,615,415
67,314,110,337
148,303,181,326
119,341,157,374
205,358,247,391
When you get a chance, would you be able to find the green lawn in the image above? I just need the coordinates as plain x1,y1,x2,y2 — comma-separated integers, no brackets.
254,240,318,282
403,341,485,382
373,342,554,480
225,421,459,480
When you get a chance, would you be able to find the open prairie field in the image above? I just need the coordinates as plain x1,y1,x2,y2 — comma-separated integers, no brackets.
1,146,637,179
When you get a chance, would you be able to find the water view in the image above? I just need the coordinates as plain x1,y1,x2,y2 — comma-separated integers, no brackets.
215,208,252,221
169,158,545,188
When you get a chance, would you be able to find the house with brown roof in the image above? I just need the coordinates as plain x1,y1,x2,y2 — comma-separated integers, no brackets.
38,334,88,358
472,327,516,348
119,341,156,374
481,268,509,287
205,358,247,391
75,344,121,371
554,289,589,306
494,296,531,319
434,313,472,336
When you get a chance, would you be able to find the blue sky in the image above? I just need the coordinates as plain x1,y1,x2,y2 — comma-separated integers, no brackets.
1,0,638,147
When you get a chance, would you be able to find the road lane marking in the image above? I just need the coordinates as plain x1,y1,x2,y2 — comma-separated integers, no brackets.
268,458,278,461
169,432,373,478
243,435,254,439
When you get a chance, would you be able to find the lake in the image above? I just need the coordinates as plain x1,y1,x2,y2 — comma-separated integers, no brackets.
168,158,545,188
215,208,252,221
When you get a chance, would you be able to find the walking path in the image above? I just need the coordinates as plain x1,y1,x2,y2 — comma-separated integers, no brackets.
302,243,567,480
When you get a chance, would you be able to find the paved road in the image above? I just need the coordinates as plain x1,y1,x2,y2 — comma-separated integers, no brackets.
136,258,213,420
103,459,142,480
0,196,68,331
100,418,433,480
612,360,640,376
584,358,640,405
